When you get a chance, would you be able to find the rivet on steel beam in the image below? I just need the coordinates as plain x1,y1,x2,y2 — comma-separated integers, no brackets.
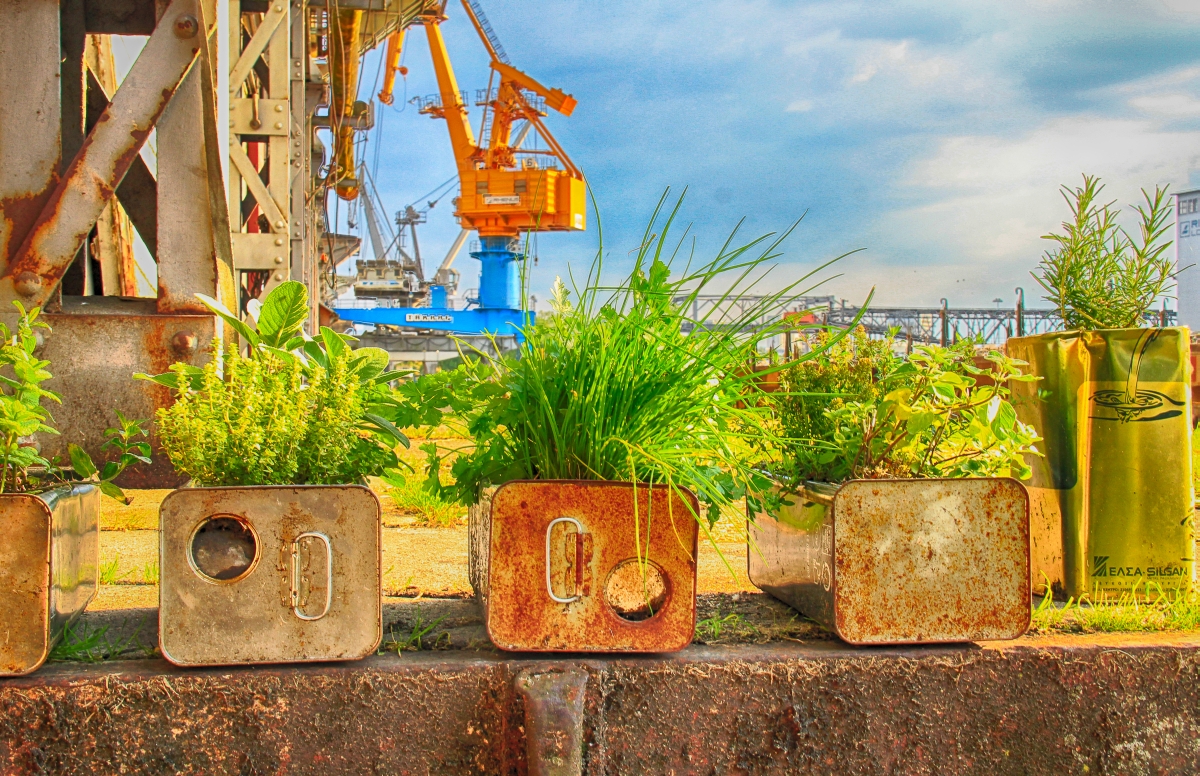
273,272,283,281
515,668,588,776
173,14,199,38
275,221,285,229
13,272,43,297
171,331,198,356
275,122,283,129
275,105,284,112
275,237,285,246
274,256,283,264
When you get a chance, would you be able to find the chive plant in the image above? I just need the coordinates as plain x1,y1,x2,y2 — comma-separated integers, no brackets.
403,191,862,531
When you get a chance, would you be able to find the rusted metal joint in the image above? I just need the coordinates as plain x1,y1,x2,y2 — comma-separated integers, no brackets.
173,14,199,38
13,272,43,297
515,668,588,776
171,330,198,356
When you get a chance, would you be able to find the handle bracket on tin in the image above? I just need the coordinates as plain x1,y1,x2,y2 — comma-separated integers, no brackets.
291,531,333,621
546,517,584,604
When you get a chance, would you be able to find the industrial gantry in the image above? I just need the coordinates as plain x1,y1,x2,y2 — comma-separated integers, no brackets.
331,0,587,338
0,0,436,486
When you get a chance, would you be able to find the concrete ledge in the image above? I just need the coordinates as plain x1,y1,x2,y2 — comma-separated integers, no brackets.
2,633,1198,774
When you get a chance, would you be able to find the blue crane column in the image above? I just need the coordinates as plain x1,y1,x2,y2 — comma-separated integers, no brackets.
475,236,522,310
331,234,534,336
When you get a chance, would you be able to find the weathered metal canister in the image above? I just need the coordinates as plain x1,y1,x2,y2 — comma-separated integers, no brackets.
469,480,699,652
1007,328,1195,599
748,478,1031,645
159,485,381,666
0,483,99,676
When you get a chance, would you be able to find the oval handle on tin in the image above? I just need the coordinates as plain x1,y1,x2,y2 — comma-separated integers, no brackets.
546,517,584,604
291,531,333,621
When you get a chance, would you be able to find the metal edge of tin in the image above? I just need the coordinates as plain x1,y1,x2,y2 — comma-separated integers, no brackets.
157,483,383,667
485,479,701,654
830,476,1033,647
0,482,99,677
47,483,101,659
0,492,54,677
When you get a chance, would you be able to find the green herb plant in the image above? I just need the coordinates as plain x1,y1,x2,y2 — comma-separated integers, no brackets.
0,302,146,500
777,331,1041,482
398,190,863,531
137,281,410,486
1033,174,1177,330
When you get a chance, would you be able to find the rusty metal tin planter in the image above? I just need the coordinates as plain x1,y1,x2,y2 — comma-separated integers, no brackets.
0,483,99,676
159,485,381,666
1008,328,1195,599
468,480,699,653
748,478,1031,645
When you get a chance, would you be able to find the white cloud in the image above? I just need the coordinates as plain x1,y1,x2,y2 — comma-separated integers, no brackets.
1130,93,1200,118
860,115,1200,305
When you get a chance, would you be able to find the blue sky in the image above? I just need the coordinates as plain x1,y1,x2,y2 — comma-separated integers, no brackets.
344,0,1200,310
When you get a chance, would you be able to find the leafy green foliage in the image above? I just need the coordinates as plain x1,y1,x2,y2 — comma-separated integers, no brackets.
777,327,896,482
1033,174,1177,330
776,335,1042,482
395,191,859,527
0,303,146,499
139,281,409,486
381,470,465,527
0,302,59,493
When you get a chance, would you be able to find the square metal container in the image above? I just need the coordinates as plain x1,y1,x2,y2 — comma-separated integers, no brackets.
0,483,99,676
159,485,381,666
748,478,1031,645
470,480,699,652
1008,328,1194,599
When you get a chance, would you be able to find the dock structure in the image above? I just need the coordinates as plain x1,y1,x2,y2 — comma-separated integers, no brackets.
3,601,1198,774
0,0,437,487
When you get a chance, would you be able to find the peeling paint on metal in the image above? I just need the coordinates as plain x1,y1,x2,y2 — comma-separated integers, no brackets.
480,480,698,653
1,0,203,309
159,485,381,666
750,478,1031,645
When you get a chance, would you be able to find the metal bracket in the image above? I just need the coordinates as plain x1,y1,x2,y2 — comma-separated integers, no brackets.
515,668,588,776
291,531,333,621
545,517,583,604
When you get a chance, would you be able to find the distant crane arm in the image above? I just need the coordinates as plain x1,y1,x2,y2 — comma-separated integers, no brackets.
423,20,478,174
378,29,407,105
491,61,576,116
439,229,470,274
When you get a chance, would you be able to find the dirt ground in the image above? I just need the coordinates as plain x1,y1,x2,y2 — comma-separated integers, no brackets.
89,484,756,613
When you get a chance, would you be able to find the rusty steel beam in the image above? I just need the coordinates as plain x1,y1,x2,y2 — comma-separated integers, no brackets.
0,637,1197,773
0,0,203,309
85,62,160,261
0,0,62,270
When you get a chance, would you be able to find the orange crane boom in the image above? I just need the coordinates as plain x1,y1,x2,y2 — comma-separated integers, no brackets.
417,0,586,239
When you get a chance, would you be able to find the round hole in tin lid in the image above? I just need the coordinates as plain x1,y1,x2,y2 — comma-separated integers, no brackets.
603,559,668,621
189,516,259,583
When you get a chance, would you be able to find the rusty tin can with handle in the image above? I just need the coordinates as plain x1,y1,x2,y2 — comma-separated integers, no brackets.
0,483,99,676
159,484,381,666
470,480,699,652
748,478,1031,645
